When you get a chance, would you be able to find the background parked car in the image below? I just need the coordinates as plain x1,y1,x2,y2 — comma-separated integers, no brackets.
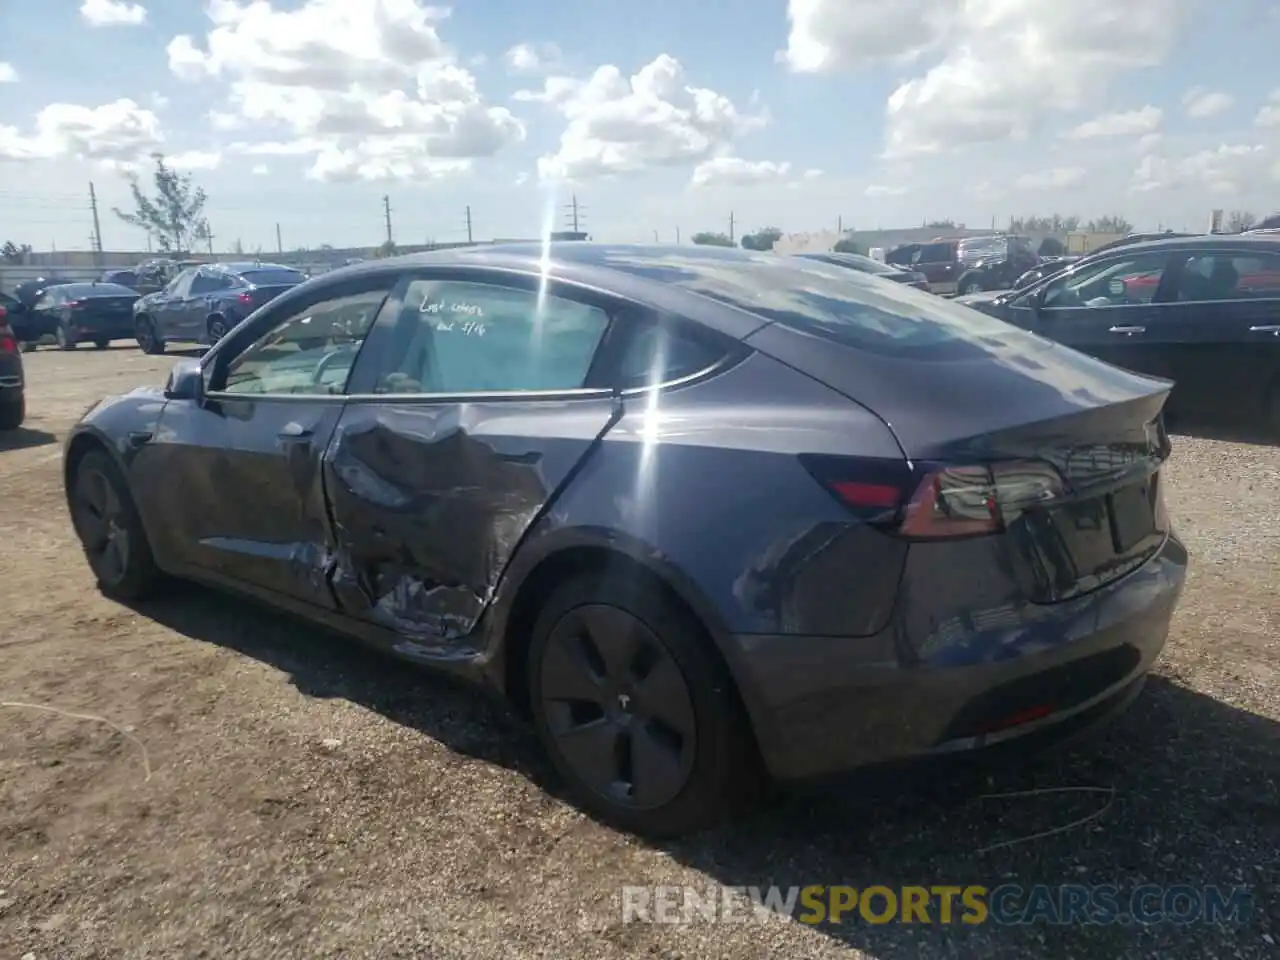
132,261,308,354
959,234,1280,432
0,302,24,428
794,251,931,291
32,281,141,349
884,238,962,294
102,268,141,289
952,234,1039,295
133,258,209,295
1012,255,1083,291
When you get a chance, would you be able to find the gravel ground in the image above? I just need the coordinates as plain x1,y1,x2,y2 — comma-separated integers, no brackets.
0,346,1276,960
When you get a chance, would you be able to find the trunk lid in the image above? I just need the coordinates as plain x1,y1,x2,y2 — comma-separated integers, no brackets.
242,283,297,309
747,320,1173,602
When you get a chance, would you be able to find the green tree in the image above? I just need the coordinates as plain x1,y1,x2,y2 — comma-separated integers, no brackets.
740,226,782,251
832,236,863,255
1226,210,1257,233
925,219,955,229
1,241,32,264
1085,215,1134,234
374,240,399,258
691,231,734,247
113,153,210,254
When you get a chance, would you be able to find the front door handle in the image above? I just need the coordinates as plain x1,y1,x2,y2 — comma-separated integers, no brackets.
1248,325,1280,334
127,431,153,448
1109,325,1146,335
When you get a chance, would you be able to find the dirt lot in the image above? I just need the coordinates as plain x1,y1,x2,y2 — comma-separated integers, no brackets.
0,345,1276,959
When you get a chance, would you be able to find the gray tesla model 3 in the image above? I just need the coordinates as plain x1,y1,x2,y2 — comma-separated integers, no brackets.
63,243,1187,836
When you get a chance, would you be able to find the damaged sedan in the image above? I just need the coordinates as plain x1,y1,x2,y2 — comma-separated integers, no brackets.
63,243,1187,837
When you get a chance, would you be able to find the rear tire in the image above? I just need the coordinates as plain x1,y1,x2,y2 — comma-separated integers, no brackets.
957,272,985,296
0,398,24,430
207,316,229,344
68,450,161,601
94,338,110,350
527,572,760,837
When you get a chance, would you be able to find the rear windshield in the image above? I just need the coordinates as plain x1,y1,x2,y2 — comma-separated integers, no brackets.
58,282,137,297
589,248,1046,358
238,268,305,286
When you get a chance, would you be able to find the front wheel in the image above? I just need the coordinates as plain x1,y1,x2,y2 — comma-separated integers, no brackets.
94,338,110,350
68,450,161,600
135,317,165,355
957,273,985,296
527,573,760,837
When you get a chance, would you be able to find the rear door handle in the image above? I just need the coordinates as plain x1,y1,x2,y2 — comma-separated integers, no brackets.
1109,325,1146,334
127,431,152,448
1248,325,1280,333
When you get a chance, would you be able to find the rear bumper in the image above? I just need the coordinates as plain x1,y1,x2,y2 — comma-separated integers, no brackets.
727,532,1188,781
71,316,136,339
0,354,23,400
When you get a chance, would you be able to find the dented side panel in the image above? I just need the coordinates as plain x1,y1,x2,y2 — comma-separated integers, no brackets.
322,395,619,649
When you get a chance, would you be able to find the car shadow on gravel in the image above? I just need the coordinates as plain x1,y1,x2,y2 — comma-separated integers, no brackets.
0,426,58,451
1169,416,1277,448
132,583,1278,959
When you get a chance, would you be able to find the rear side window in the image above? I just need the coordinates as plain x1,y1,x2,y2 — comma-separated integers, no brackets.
615,320,727,389
377,279,610,394
1175,252,1280,301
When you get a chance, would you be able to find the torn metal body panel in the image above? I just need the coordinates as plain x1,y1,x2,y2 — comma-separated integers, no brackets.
323,395,621,646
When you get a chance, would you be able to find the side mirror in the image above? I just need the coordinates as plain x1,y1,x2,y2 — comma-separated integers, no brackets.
164,358,205,401
1028,286,1048,315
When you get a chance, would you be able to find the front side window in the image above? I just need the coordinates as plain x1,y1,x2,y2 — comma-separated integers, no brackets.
1176,252,1280,301
218,288,388,396
917,242,955,264
373,279,610,394
1040,252,1172,309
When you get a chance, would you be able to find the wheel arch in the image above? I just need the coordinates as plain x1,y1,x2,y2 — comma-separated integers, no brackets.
486,532,761,740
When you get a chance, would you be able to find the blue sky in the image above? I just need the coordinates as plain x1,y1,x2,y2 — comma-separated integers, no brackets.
1,0,1279,253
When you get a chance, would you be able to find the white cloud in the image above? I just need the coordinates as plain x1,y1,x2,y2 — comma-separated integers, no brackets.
1256,90,1280,128
80,0,147,26
534,54,766,181
1132,144,1274,194
1064,106,1162,140
1015,167,1087,190
166,0,523,181
1182,87,1234,119
803,168,823,179
864,184,907,197
783,0,954,72
971,181,1007,202
691,157,791,188
0,63,17,83
168,150,222,170
505,42,563,74
789,0,1188,157
0,98,163,163
251,163,269,175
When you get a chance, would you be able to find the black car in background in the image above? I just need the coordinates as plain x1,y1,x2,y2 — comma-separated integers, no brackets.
1012,255,1083,291
32,282,141,349
0,301,24,428
133,258,209,295
952,234,1040,295
102,268,140,289
958,234,1280,432
132,261,308,354
794,251,931,291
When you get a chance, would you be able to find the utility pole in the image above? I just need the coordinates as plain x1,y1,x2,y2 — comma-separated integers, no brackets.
465,205,473,244
205,225,215,255
382,194,394,245
564,194,585,233
676,226,681,244
729,211,735,244
88,182,104,265
275,222,283,255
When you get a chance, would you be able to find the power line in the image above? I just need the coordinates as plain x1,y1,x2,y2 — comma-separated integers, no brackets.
564,194,586,232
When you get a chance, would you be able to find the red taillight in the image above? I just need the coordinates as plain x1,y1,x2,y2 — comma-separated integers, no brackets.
0,331,14,354
804,456,1066,540
66,300,84,309
238,293,254,305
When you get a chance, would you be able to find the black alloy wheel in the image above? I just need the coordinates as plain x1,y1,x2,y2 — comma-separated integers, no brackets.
208,316,228,343
528,574,760,836
69,451,160,599
539,603,698,810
